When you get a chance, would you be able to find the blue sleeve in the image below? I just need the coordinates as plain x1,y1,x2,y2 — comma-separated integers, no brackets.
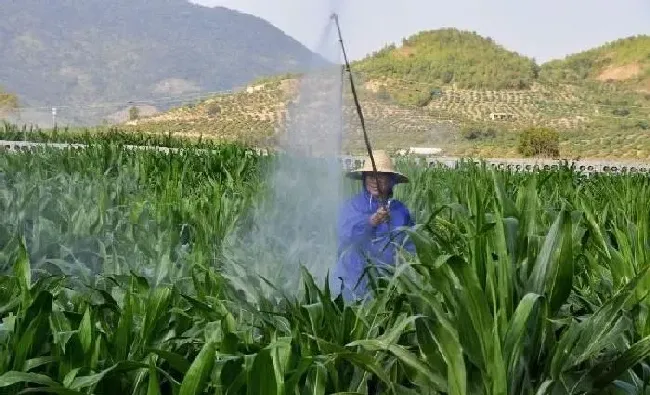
405,206,415,226
334,200,373,300
338,202,373,247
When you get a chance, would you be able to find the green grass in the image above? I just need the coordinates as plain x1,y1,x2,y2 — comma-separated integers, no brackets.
2,138,650,393
0,122,245,150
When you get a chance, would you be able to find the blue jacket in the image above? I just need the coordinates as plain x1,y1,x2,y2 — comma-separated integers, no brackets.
331,189,416,301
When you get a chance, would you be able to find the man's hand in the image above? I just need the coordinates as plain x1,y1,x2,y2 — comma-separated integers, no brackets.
369,206,389,226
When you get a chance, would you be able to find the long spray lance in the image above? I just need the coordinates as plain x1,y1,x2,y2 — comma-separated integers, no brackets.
330,13,395,287
330,13,389,210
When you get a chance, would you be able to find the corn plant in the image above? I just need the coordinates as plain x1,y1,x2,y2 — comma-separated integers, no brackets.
1,145,650,394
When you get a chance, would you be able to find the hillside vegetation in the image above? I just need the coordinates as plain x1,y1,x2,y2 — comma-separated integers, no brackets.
354,29,539,91
124,76,458,153
540,35,650,90
124,28,650,159
0,87,17,113
0,0,323,125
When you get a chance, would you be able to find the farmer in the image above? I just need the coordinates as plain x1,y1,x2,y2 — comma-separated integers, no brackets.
332,150,416,301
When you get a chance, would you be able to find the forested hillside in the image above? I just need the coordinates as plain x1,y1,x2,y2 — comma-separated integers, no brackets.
540,35,650,90
353,29,539,89
124,28,650,159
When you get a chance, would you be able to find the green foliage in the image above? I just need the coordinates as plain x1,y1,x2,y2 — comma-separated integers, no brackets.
2,148,650,393
128,106,139,121
248,72,303,86
413,89,434,107
636,120,649,130
461,122,498,140
0,88,18,112
518,126,560,157
0,122,226,148
354,28,538,91
612,107,631,116
205,102,221,117
540,35,650,85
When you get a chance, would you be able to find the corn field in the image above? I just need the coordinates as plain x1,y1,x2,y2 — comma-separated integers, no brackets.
1,140,650,394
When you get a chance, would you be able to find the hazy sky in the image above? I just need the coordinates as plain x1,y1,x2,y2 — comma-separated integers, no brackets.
192,0,649,63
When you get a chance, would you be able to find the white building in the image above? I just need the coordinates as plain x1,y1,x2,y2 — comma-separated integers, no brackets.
396,147,443,156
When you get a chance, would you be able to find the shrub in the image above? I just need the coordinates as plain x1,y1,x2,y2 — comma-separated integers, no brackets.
0,90,18,111
517,126,560,157
414,91,433,107
442,71,454,84
612,107,631,117
128,106,139,121
206,102,222,117
636,120,649,130
461,123,498,140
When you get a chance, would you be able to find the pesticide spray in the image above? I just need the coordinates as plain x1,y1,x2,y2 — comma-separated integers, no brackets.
221,16,346,300
0,12,381,301
220,12,388,302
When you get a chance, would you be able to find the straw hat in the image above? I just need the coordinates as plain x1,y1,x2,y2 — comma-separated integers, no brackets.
346,150,409,184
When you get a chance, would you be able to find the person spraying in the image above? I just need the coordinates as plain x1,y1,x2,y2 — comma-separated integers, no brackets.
332,150,416,301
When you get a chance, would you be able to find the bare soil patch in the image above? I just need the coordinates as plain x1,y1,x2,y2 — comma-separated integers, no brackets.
596,63,641,81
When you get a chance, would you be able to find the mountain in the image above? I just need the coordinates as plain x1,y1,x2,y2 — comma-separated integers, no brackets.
540,35,650,91
122,75,458,153
346,28,542,108
0,0,325,125
124,28,650,159
354,29,539,90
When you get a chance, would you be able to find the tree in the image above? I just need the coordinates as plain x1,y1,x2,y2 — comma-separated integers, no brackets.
206,102,222,117
129,106,139,121
441,71,454,84
517,126,560,157
0,88,18,115
531,59,541,78
461,123,498,140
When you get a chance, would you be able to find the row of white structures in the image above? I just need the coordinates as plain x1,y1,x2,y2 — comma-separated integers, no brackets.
1,140,649,174
344,156,650,174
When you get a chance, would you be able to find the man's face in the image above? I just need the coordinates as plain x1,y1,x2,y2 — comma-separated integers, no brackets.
365,173,393,197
